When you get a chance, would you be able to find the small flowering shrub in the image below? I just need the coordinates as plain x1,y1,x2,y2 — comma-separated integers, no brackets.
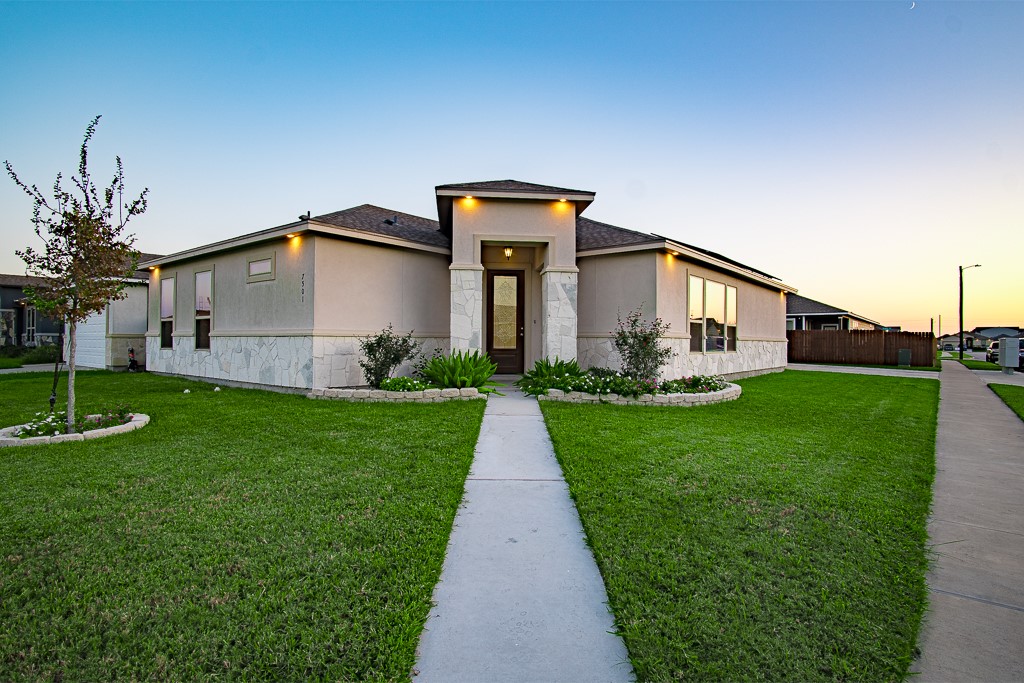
378,376,434,392
517,359,729,399
359,324,422,389
613,306,674,382
15,404,134,438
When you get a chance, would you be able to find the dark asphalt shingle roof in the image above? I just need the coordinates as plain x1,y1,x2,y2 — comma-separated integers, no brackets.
436,180,593,196
312,204,449,249
0,274,50,288
575,217,661,251
786,293,846,316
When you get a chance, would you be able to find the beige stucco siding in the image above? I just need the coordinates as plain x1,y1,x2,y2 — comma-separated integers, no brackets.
148,238,315,336
577,251,658,335
312,236,450,336
108,284,149,335
451,198,577,267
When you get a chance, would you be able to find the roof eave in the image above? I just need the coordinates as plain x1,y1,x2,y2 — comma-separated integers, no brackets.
577,240,796,293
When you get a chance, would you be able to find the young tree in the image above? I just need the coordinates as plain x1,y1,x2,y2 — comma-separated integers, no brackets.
5,115,148,433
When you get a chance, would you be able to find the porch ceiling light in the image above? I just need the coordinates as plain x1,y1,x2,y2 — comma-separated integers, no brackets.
504,247,513,261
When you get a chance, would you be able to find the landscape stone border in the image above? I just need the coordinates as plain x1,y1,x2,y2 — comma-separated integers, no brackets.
308,387,486,403
538,383,742,406
0,414,151,448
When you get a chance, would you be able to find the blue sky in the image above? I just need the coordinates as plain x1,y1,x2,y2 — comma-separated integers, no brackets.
2,1,1021,331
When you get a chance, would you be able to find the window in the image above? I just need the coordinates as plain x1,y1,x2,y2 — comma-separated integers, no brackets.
726,285,737,351
25,306,36,345
160,277,174,349
705,281,726,352
247,254,275,283
689,276,704,352
786,318,796,331
688,275,738,353
195,270,212,350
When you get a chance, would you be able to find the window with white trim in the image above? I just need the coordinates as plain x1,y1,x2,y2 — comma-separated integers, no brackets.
689,275,738,353
247,254,275,283
195,270,212,350
160,277,174,348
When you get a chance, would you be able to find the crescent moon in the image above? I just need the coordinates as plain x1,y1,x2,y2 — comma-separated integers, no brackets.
910,1,916,7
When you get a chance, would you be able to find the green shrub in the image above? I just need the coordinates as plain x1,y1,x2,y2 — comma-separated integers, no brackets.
419,350,499,392
516,358,729,398
378,376,434,392
613,306,674,381
0,345,25,359
358,324,421,389
21,345,60,364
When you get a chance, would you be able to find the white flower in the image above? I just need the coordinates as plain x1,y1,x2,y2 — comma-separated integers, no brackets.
214,387,221,392
183,389,191,394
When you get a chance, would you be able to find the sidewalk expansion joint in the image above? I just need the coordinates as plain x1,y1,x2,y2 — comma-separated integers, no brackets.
930,587,1024,613
930,518,1024,538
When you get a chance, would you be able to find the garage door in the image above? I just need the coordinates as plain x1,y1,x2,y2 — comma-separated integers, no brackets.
74,311,107,369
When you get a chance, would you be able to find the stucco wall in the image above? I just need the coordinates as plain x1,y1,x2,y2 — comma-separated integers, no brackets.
451,198,577,267
148,237,315,339
312,237,449,336
577,249,787,377
577,251,658,337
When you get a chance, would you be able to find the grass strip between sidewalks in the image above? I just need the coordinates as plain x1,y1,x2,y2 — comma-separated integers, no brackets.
541,370,939,682
989,383,1024,422
0,371,485,681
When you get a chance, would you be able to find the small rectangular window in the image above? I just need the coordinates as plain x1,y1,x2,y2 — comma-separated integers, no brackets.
247,254,275,282
160,277,174,349
195,270,212,350
689,275,704,352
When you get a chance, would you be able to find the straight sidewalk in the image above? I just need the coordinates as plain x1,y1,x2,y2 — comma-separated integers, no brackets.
413,385,633,683
912,360,1024,681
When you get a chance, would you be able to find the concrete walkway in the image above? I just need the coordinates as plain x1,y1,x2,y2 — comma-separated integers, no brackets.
413,385,634,683
913,360,1024,681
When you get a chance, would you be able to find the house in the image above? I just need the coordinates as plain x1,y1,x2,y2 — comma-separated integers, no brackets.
786,293,880,331
71,254,162,370
142,180,795,390
0,274,63,348
938,332,983,350
971,326,1021,341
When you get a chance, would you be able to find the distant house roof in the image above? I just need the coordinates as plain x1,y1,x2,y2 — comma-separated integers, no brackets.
0,273,51,288
786,293,880,326
0,253,159,287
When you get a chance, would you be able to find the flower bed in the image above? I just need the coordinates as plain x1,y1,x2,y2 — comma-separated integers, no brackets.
539,383,741,406
308,387,485,403
0,413,150,448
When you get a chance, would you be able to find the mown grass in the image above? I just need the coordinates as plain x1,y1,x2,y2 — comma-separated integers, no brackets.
0,358,24,369
990,383,1024,421
541,370,939,682
953,358,1001,371
0,371,485,681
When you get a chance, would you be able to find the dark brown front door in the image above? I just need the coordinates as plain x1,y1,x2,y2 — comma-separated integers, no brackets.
487,270,524,374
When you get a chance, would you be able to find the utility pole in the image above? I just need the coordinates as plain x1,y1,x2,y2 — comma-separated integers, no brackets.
959,264,981,361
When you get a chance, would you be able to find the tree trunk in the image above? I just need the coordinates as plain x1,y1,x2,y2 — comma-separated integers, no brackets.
67,320,77,434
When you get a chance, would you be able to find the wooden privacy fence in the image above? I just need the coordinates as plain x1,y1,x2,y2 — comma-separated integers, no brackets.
787,330,936,367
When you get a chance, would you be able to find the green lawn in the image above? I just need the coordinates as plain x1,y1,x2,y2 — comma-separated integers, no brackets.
0,371,485,681
0,357,24,369
541,370,939,682
990,383,1024,421
952,358,1001,371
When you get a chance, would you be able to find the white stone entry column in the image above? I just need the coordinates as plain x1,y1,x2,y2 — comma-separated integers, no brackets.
450,266,484,353
541,268,578,361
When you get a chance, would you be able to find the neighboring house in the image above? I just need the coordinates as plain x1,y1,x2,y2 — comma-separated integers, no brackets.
142,180,795,390
786,293,880,331
72,254,162,370
938,332,984,350
971,326,1021,341
0,274,63,348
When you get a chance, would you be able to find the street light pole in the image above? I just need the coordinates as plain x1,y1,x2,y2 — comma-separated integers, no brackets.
959,264,981,361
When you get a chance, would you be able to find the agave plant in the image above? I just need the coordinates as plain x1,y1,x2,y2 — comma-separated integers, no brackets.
419,350,500,392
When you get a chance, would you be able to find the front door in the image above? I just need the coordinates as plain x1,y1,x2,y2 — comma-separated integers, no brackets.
487,270,524,374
